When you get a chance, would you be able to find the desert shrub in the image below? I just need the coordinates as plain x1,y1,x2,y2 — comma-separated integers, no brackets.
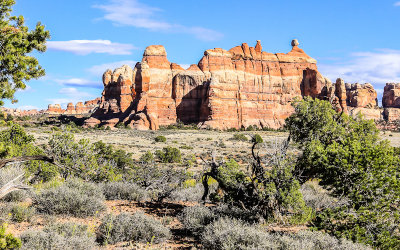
21,222,96,250
169,183,204,202
201,217,370,250
231,133,248,141
100,182,147,201
246,125,256,131
97,212,171,245
154,135,166,142
11,205,35,223
0,224,21,249
46,133,127,182
179,206,216,235
202,151,312,225
300,181,348,212
129,164,188,202
139,151,154,163
33,178,105,217
276,230,371,250
3,190,29,202
286,97,400,248
201,217,277,250
0,124,57,182
155,146,181,163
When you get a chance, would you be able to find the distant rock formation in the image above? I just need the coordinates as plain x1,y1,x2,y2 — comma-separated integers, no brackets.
45,98,101,115
86,40,336,130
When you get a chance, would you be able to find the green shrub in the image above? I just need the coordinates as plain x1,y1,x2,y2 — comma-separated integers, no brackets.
11,205,35,223
97,212,171,245
286,97,400,248
252,134,263,144
33,178,105,217
46,134,128,182
231,133,248,141
100,182,147,201
21,222,96,250
0,223,21,249
155,146,181,163
154,135,166,142
139,151,154,163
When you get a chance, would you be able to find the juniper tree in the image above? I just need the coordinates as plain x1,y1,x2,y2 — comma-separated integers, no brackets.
0,0,50,105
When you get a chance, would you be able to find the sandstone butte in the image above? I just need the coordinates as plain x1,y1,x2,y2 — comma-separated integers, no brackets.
46,98,101,115
82,40,389,130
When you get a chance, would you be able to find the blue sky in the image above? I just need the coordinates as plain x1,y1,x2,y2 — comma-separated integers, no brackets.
6,0,400,110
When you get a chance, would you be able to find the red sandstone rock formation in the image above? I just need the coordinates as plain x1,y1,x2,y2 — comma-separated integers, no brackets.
346,83,378,108
383,83,400,108
85,40,385,130
46,104,64,115
86,40,333,130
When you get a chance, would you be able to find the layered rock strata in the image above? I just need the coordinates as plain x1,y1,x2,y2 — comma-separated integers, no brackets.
85,40,383,130
45,98,101,115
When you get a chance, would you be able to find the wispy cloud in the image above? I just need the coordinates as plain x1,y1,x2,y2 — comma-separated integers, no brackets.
54,78,102,89
319,49,400,86
47,40,136,55
394,2,400,6
18,105,39,110
16,85,33,93
93,0,223,41
87,60,137,76
47,88,94,107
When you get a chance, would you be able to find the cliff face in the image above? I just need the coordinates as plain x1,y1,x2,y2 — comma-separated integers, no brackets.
84,40,378,130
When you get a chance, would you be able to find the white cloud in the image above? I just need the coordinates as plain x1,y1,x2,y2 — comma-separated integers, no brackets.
87,60,137,76
394,2,400,6
18,105,39,110
47,40,136,55
54,78,102,89
319,49,400,86
47,88,94,107
93,0,223,41
17,85,32,92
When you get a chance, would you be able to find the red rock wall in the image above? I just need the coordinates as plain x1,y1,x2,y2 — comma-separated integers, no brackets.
85,40,382,130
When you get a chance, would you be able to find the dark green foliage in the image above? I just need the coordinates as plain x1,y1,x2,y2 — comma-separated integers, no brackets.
0,123,58,182
286,97,400,248
47,134,128,182
252,134,263,144
155,146,181,163
202,150,312,224
0,0,50,105
93,140,134,170
231,133,248,141
33,178,105,217
21,222,96,250
97,212,171,245
154,135,166,142
139,150,154,163
0,223,21,249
